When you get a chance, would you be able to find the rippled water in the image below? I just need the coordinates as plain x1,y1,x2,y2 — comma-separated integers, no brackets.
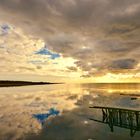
0,84,140,140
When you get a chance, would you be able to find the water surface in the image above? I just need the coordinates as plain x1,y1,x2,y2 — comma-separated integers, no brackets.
0,84,140,140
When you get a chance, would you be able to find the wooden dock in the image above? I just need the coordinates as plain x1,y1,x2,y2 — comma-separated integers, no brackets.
89,106,140,137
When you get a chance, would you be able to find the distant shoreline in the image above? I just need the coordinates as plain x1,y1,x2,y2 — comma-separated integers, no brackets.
0,80,62,87
0,81,140,87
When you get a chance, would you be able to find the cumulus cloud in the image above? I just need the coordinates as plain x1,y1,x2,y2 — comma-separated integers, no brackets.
0,0,140,80
0,24,78,80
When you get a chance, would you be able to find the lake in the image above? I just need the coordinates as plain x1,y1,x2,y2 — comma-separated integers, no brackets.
0,83,140,140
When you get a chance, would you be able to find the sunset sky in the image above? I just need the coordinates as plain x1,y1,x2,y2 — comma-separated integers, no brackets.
0,0,140,83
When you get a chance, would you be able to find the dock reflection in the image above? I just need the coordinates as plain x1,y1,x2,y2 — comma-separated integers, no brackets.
89,106,140,137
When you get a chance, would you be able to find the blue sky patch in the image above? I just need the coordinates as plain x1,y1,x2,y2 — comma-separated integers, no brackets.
35,46,60,60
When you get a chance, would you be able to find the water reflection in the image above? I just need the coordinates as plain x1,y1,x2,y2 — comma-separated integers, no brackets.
89,106,140,137
0,84,140,140
33,108,60,127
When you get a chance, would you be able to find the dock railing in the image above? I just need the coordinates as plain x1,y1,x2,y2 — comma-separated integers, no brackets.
89,106,140,137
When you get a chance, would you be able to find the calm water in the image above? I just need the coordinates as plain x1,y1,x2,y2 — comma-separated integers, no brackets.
0,84,140,140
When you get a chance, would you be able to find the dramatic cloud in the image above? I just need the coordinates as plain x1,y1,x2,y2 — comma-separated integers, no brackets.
0,0,140,82
110,59,137,70
0,24,79,81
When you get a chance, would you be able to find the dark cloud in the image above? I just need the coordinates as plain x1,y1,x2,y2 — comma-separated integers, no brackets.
110,59,137,70
18,66,35,71
67,66,78,72
0,0,140,77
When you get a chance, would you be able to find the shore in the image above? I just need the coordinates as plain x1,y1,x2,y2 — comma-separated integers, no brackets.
0,81,61,87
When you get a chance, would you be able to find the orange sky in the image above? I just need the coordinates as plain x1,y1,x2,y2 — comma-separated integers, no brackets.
0,0,140,83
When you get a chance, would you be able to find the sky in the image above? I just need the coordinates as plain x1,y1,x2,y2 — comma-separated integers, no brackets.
0,0,140,83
